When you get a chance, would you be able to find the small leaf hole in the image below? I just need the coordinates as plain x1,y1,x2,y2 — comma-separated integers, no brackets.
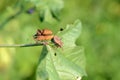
60,28,64,31
54,53,57,56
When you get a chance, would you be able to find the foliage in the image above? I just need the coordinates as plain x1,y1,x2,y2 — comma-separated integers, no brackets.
0,0,120,80
25,0,64,22
37,20,86,80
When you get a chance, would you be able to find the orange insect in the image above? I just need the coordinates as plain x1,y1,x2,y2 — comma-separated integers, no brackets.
34,29,54,41
51,36,63,47
37,29,53,35
34,29,63,47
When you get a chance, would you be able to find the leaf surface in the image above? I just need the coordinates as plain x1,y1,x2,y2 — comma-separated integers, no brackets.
37,20,86,80
26,0,63,21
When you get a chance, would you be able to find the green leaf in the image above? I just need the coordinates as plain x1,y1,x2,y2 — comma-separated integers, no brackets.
26,0,64,22
37,20,86,80
58,20,82,48
36,46,49,80
37,46,60,80
47,45,86,80
27,0,63,11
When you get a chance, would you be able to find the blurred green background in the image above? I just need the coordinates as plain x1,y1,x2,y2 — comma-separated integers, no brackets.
0,0,120,80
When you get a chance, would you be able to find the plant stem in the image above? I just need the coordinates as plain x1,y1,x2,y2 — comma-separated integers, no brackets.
0,43,44,48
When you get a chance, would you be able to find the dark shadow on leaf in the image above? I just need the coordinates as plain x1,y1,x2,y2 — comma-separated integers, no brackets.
39,11,45,22
50,10,60,21
38,45,48,64
36,45,49,80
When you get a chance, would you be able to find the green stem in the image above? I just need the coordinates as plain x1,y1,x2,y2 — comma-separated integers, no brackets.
0,43,44,48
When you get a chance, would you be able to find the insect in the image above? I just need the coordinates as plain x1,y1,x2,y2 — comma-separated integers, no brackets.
33,29,63,47
33,29,54,41
51,36,63,48
38,29,53,35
